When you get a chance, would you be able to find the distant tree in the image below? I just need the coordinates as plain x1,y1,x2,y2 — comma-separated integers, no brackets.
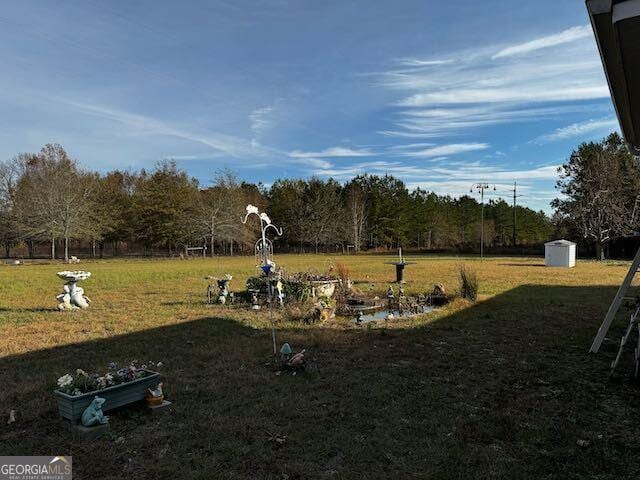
132,161,200,254
13,144,97,261
92,170,137,257
343,181,367,252
198,171,248,256
301,177,343,253
269,179,307,251
0,156,24,257
455,195,478,245
553,132,640,260
352,174,410,249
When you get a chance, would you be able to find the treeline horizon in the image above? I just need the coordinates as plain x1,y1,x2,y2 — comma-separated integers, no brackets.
0,143,555,260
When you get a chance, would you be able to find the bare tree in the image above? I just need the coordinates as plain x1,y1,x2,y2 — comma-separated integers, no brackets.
14,144,97,261
197,171,248,256
345,184,367,252
553,133,640,260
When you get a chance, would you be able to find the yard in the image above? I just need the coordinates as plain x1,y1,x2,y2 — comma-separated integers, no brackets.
1,254,639,479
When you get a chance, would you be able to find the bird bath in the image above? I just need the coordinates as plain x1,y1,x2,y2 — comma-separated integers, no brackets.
385,248,415,283
56,271,92,310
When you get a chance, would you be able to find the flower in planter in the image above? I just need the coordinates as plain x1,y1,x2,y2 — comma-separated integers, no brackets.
57,374,73,389
56,360,160,396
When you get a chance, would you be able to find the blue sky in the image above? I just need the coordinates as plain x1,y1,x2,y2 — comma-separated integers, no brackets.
0,0,617,211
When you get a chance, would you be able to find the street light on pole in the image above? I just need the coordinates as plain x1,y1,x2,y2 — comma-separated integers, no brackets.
470,183,496,258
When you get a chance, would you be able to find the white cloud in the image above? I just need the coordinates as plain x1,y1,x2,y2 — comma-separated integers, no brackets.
492,25,592,59
400,143,490,158
387,142,435,151
301,158,334,169
60,99,264,158
395,58,454,67
249,106,275,136
378,130,440,139
535,117,619,143
289,146,375,158
399,85,607,107
374,25,609,139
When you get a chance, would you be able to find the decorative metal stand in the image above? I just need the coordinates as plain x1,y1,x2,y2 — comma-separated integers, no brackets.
242,205,283,355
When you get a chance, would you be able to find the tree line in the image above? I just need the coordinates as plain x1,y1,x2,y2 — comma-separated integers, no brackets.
0,143,555,260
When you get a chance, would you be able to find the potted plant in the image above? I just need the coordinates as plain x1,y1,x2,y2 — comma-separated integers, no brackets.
54,361,163,424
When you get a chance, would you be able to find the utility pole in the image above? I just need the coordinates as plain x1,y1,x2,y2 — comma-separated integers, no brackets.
470,183,496,258
510,181,523,246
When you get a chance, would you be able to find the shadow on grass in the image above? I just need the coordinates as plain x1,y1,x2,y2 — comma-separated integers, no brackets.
0,306,55,313
497,263,546,267
1,285,639,480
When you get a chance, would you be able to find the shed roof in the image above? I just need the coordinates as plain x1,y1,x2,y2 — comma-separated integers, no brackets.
545,239,577,246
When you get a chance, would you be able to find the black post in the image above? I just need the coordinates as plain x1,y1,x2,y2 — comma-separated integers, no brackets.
395,263,405,283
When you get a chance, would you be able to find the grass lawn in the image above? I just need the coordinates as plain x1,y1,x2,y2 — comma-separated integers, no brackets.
1,253,640,479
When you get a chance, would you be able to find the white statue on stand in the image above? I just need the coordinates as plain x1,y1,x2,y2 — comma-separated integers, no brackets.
57,271,92,310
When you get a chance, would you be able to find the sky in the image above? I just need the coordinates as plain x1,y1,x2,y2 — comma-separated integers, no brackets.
0,0,618,212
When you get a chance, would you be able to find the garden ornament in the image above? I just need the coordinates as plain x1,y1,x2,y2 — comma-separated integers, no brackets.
81,396,109,427
280,343,292,360
146,382,164,407
288,349,306,366
56,271,91,310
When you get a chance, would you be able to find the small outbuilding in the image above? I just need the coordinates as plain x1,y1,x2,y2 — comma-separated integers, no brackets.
545,239,576,268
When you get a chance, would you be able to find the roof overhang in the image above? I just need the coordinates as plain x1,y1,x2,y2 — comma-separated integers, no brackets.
587,0,640,155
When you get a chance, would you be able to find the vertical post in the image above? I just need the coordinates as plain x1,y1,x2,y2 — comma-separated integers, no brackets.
480,186,485,259
512,181,517,246
471,183,494,259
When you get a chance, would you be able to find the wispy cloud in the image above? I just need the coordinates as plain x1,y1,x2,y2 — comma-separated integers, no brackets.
399,143,489,158
395,58,454,67
534,117,619,143
300,158,334,169
374,25,608,139
492,25,591,59
249,105,275,137
60,99,264,158
289,146,375,158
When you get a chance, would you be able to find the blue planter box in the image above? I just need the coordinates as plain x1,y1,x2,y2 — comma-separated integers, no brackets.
54,370,161,424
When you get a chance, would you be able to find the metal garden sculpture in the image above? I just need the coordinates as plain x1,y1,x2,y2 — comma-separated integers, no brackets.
242,204,283,354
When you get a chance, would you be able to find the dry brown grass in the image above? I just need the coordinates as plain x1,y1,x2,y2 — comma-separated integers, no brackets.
1,254,639,479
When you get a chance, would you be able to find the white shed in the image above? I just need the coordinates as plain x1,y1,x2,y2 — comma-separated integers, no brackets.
545,239,576,268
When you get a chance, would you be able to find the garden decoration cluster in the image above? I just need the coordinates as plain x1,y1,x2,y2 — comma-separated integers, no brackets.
54,360,164,426
56,271,91,310
206,274,233,304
